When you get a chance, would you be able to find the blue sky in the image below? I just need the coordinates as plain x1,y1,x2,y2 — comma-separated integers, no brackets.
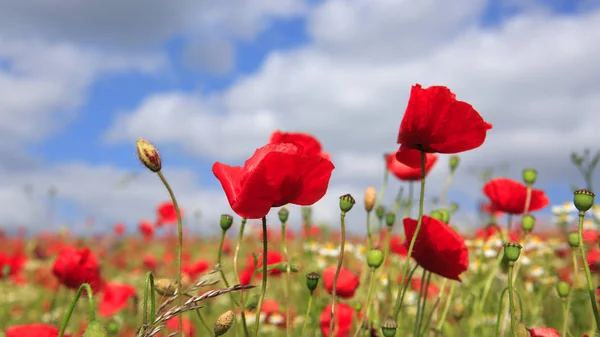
2,0,600,234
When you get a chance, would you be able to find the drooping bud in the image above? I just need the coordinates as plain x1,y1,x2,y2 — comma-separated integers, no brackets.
278,207,289,224
367,249,384,269
214,310,235,336
375,206,385,221
567,232,579,248
503,242,522,262
340,194,356,213
220,214,233,231
522,169,537,185
83,321,108,337
364,186,377,213
521,215,535,233
154,278,179,296
306,272,320,294
136,138,162,172
449,155,460,172
380,317,398,337
574,189,595,212
385,212,395,228
556,281,570,298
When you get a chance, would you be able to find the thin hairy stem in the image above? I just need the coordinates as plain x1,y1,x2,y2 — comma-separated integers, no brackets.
353,268,376,337
58,284,94,337
577,211,600,331
253,216,269,337
233,218,250,337
328,210,348,335
300,294,314,337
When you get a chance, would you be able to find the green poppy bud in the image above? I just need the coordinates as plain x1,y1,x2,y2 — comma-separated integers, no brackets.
381,317,398,337
556,281,570,298
567,232,579,248
385,212,395,228
220,214,233,231
521,215,535,233
375,206,386,221
367,249,384,269
522,169,537,185
574,189,595,212
306,272,320,294
449,155,460,172
83,321,108,337
278,207,289,224
340,194,356,213
503,242,522,262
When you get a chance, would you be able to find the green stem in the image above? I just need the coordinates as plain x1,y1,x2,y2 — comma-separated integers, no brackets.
367,211,373,250
234,218,250,337
58,283,95,337
494,287,509,337
507,262,518,337
143,272,156,325
282,221,292,337
328,210,348,335
194,309,214,336
218,230,240,309
563,250,578,337
440,170,455,209
392,150,427,321
396,263,420,318
157,171,184,337
353,269,376,337
300,294,314,337
254,216,269,337
435,282,456,331
577,211,600,331
413,269,427,337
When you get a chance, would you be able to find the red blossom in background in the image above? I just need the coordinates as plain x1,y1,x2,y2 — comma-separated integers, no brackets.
483,178,550,214
213,142,334,219
164,316,195,337
113,223,125,236
269,130,331,160
156,201,183,227
395,84,492,167
182,259,211,281
52,246,104,292
403,216,468,281
6,324,69,337
323,265,360,299
0,250,26,284
319,303,354,337
528,327,560,337
98,282,137,317
385,152,438,181
138,221,154,241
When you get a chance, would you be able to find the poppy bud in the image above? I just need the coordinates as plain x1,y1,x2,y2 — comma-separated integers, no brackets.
367,249,384,269
375,206,386,221
521,215,535,233
83,321,108,337
449,202,459,214
430,210,444,222
522,169,537,185
136,138,162,172
503,242,522,262
214,310,235,336
154,278,179,296
340,194,356,213
556,281,570,298
301,207,312,222
271,262,299,273
574,189,595,212
385,212,395,228
449,155,460,172
567,231,579,248
451,302,464,321
364,186,377,213
438,209,450,224
107,321,119,335
220,214,233,231
380,317,398,337
354,302,362,312
278,207,289,224
306,272,320,294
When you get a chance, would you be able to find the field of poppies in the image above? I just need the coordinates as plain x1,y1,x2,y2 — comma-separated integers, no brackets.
2,84,600,337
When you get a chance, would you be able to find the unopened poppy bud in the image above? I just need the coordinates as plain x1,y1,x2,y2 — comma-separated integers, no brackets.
385,212,395,227
522,169,537,185
567,232,579,248
503,242,522,262
375,206,385,221
367,249,384,269
278,207,289,223
154,278,179,296
136,138,161,172
214,310,235,336
451,302,464,321
574,189,595,212
449,202,459,214
438,209,450,224
449,155,460,172
380,317,398,337
430,210,443,222
271,262,299,273
340,194,356,213
354,302,362,312
301,207,312,222
220,214,233,231
521,215,535,233
306,272,320,294
556,281,570,298
107,321,119,334
364,186,377,212
83,321,108,337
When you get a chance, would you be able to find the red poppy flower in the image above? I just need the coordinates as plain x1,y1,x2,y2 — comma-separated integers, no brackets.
138,221,154,241
52,246,104,292
213,142,334,219
113,223,125,236
143,255,157,271
587,248,600,273
389,236,408,257
474,225,519,242
410,278,440,299
385,152,438,181
528,327,560,337
182,259,211,281
156,202,183,227
239,267,254,286
403,216,468,281
479,202,504,218
269,130,331,160
483,178,550,214
5,324,69,337
583,229,599,245
99,283,137,317
323,265,360,299
395,84,492,167
0,251,26,283
319,303,354,337
165,316,195,337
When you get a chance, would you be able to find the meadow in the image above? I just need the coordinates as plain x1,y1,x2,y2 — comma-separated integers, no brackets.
2,85,600,337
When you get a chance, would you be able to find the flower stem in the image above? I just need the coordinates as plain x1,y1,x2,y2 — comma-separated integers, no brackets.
254,216,269,337
562,250,578,337
507,262,518,337
218,230,240,311
233,218,250,337
440,170,455,209
328,209,348,335
58,283,95,337
157,171,184,337
494,287,509,337
366,211,373,250
143,272,156,325
396,261,419,318
478,250,505,312
353,268,376,337
281,221,293,337
577,211,600,331
300,294,314,337
392,150,427,321
194,309,214,336
413,269,428,337
435,281,455,332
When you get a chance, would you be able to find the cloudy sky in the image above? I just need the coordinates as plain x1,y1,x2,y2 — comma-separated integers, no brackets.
1,0,599,236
